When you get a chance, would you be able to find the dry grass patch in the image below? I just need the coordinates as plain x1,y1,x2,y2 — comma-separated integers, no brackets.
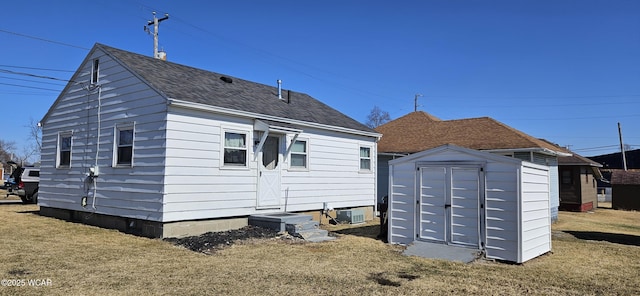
0,189,21,201
0,204,638,295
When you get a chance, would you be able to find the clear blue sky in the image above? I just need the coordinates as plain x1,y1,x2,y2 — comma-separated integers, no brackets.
1,0,639,161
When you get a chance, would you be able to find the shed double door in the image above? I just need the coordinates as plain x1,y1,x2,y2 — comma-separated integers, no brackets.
418,165,483,247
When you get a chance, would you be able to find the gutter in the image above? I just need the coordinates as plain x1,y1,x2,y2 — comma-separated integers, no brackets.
168,99,382,139
378,152,410,157
483,147,572,157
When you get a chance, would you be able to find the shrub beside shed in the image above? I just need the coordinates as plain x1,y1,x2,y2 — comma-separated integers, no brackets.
388,145,551,263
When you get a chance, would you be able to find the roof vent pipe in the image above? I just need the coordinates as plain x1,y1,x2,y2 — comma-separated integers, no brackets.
277,79,283,99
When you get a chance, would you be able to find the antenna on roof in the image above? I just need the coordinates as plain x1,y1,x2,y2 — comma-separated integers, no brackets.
144,11,169,60
414,93,423,112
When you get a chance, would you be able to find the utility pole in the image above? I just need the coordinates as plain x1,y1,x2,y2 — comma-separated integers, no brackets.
414,93,423,112
145,12,169,59
618,122,628,171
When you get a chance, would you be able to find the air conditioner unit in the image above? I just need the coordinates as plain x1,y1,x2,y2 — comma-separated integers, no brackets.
336,209,365,224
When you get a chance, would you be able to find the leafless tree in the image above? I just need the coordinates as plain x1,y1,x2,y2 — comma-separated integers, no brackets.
24,117,42,164
0,139,17,172
365,106,391,129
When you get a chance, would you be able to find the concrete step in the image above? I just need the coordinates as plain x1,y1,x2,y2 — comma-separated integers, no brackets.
249,213,313,232
285,220,319,234
249,212,334,242
295,229,331,241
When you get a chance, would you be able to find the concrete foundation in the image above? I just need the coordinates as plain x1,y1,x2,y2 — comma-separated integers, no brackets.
39,205,375,238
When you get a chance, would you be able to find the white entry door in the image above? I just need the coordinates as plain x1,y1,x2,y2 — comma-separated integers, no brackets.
418,165,481,247
258,136,281,208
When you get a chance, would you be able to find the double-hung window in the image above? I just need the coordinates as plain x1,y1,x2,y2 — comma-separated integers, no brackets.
359,146,372,171
290,140,308,169
115,124,134,166
58,132,72,168
223,131,248,167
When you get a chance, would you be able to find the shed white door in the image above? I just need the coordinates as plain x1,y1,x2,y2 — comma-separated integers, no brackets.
258,136,281,208
418,167,447,242
418,165,481,247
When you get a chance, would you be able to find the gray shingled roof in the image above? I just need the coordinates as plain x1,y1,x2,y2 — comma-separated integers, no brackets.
97,43,376,134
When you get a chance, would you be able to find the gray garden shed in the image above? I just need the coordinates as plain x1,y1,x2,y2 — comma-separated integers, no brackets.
388,145,551,263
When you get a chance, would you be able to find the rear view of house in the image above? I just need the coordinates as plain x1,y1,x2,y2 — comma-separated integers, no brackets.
39,43,380,238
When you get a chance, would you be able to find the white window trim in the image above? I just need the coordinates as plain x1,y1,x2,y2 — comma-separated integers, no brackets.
221,128,250,170
57,131,73,168
359,145,373,173
113,122,135,168
288,137,309,171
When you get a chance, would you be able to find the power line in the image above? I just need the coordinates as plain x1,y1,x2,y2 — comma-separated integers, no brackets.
0,91,55,96
572,145,620,152
0,75,67,86
503,114,640,121
0,69,72,83
0,64,75,73
425,94,640,100
0,82,61,92
0,29,90,51
135,4,390,101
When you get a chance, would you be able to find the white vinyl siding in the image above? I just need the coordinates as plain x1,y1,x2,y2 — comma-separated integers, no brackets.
163,111,377,221
163,110,258,221
280,129,376,212
39,48,167,222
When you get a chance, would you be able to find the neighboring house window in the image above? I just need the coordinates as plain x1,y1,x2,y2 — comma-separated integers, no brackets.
58,133,72,167
223,131,247,166
114,124,134,166
561,170,572,185
360,146,372,171
91,59,99,84
290,140,308,169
